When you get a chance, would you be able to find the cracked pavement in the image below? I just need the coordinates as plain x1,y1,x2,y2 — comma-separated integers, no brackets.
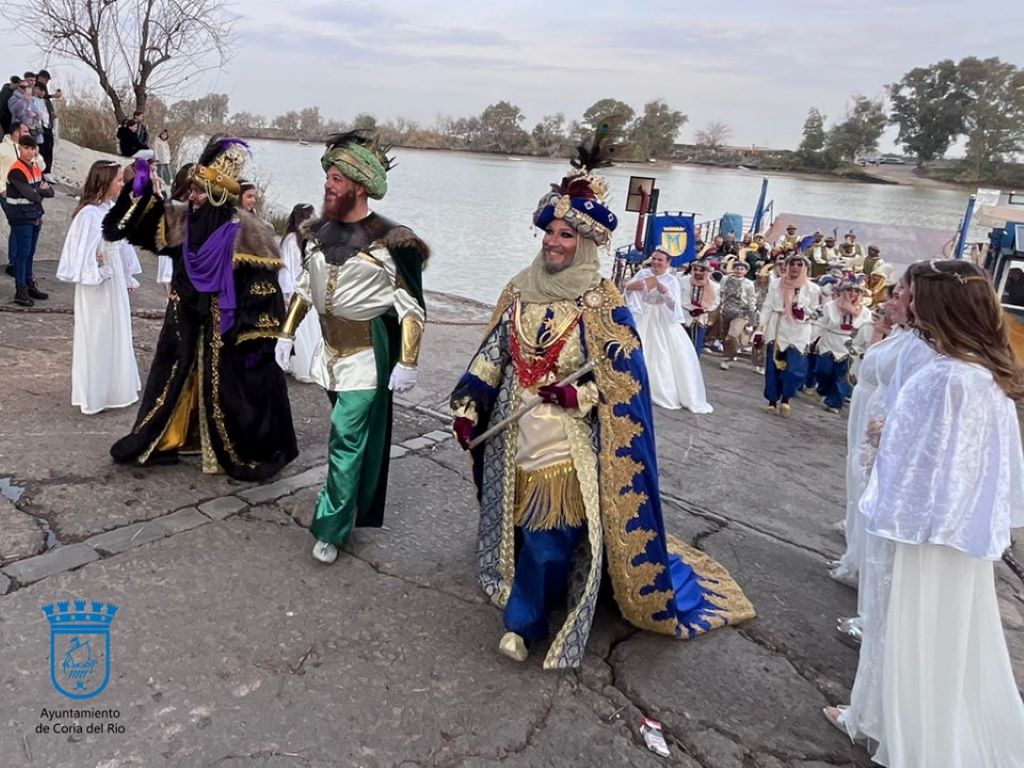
1,244,1023,767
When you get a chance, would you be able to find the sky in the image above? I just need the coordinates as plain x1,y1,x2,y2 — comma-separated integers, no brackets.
2,0,1021,151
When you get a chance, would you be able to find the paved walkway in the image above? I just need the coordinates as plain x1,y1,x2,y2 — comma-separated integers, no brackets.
1,255,1022,767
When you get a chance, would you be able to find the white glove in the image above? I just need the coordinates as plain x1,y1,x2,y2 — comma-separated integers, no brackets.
388,362,418,394
274,338,293,372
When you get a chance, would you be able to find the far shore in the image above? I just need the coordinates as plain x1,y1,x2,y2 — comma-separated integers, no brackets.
235,135,961,191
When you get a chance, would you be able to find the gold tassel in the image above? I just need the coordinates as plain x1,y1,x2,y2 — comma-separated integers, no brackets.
514,461,585,531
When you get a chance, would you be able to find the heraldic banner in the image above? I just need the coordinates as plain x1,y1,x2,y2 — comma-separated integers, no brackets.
648,214,696,268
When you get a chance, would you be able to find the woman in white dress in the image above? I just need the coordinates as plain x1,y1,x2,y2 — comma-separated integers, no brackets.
277,203,321,383
827,259,1024,767
831,278,935,588
56,160,142,414
625,249,712,413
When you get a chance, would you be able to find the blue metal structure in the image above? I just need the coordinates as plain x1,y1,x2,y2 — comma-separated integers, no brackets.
954,194,977,260
751,177,769,234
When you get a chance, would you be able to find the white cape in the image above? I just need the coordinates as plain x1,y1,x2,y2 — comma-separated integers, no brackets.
841,354,1024,765
56,202,141,415
862,357,1024,560
833,328,934,586
278,232,322,384
627,269,712,413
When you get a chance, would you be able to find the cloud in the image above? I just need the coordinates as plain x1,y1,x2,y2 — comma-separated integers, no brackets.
1,0,1021,149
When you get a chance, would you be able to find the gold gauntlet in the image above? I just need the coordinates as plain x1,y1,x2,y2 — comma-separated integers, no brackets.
279,295,311,339
400,315,424,366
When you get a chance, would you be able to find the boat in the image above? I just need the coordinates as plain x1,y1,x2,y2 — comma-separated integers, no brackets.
296,140,310,147
979,192,1024,357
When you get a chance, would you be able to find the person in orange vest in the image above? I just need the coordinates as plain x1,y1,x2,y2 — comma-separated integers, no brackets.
3,134,53,306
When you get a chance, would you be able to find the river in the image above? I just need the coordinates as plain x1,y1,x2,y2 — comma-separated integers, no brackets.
241,139,969,304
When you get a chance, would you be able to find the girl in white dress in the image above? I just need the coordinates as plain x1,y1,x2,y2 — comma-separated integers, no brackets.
827,259,1024,767
831,277,936,650
277,203,321,383
56,160,142,415
625,249,712,413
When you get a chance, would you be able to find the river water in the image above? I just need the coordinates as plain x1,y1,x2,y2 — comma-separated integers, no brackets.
242,139,968,304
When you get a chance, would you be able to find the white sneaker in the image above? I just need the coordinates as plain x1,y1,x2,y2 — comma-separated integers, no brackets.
753,366,765,375
312,540,338,564
719,362,731,371
710,340,724,352
43,173,56,183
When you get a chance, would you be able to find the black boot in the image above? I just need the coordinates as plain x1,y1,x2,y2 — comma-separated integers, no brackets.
4,264,13,277
27,281,48,300
14,285,34,307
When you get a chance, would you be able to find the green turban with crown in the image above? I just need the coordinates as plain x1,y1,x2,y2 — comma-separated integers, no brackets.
320,130,391,200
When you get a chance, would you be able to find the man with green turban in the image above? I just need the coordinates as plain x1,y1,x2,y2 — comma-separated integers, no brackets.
275,131,430,564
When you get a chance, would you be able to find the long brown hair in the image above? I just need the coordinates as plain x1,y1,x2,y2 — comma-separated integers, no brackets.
73,160,121,217
908,259,1024,399
283,203,314,250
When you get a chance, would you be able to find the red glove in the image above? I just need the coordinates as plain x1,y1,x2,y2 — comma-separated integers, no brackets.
538,384,579,410
791,306,805,321
453,417,474,450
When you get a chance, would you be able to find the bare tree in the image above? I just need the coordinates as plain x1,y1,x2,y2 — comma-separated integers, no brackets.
694,121,733,150
17,0,235,122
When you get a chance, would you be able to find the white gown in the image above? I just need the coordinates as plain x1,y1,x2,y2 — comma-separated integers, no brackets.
832,328,934,586
56,202,142,415
841,357,1024,767
277,232,322,384
627,268,712,413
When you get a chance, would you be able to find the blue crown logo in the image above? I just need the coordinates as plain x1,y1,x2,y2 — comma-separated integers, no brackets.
42,600,119,699
43,601,119,627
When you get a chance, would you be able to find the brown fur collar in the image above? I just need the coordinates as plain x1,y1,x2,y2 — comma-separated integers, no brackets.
161,204,281,267
300,216,430,267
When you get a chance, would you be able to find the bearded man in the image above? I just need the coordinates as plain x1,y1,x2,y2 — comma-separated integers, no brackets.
275,131,429,564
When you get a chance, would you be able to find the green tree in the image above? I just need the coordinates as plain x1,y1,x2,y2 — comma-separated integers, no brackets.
887,60,965,167
629,99,687,160
229,111,265,134
824,96,887,162
299,107,323,137
580,99,635,140
956,56,1024,176
477,101,530,153
352,112,378,131
272,111,301,134
531,113,569,156
798,108,827,156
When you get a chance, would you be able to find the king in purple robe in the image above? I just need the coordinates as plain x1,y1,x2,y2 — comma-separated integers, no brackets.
103,138,298,481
